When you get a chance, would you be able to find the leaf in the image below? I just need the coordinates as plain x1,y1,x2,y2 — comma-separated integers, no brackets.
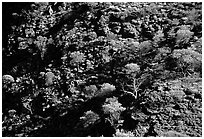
70,51,85,66
125,63,140,77
139,41,153,54
172,49,202,72
176,29,193,44
102,97,126,124
79,110,100,128
96,83,116,98
45,72,55,86
84,85,98,98
114,129,135,137
19,41,29,50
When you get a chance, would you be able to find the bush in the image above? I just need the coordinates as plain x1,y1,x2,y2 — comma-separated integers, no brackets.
2,2,202,137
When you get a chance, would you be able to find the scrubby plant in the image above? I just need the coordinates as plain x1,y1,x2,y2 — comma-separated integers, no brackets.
102,97,126,125
172,49,202,76
2,2,202,137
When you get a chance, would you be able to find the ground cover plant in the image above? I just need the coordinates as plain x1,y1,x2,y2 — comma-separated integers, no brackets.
2,2,202,137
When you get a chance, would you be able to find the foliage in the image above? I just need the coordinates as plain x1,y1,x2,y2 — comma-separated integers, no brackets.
172,49,202,76
2,2,202,137
114,129,135,137
102,97,126,125
78,110,100,128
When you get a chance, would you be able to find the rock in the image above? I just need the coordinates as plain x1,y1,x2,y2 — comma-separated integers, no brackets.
3,75,15,83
